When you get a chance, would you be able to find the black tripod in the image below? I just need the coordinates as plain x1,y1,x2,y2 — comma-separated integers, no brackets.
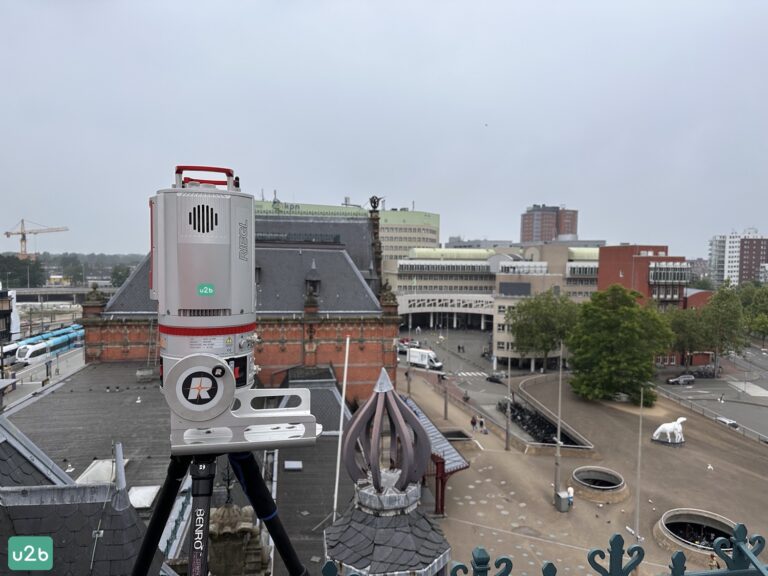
132,451,307,576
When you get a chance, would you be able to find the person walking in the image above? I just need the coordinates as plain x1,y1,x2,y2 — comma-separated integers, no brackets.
471,415,478,432
479,417,487,434
708,553,721,570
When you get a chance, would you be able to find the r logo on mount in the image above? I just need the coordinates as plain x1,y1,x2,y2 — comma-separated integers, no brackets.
181,372,219,405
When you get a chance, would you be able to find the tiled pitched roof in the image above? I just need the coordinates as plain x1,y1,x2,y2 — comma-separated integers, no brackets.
0,484,164,575
0,417,74,487
255,246,380,316
403,396,469,475
253,216,376,278
325,507,450,575
104,254,157,317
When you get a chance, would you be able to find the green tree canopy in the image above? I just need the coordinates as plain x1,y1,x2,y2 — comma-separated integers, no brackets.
690,277,715,291
0,255,46,288
701,285,745,365
505,290,578,370
568,284,673,406
110,264,132,288
666,307,706,369
751,313,768,347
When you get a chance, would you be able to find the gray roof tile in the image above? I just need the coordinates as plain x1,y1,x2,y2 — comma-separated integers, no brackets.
104,254,157,317
0,417,74,487
253,216,376,279
404,396,470,475
255,246,380,315
0,485,164,575
326,506,449,574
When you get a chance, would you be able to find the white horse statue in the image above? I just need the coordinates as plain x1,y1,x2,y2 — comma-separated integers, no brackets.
652,417,686,443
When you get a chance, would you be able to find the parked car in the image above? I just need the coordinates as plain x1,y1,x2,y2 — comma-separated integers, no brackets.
667,374,695,385
716,416,740,430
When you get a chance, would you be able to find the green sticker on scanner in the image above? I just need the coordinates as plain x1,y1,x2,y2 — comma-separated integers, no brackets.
197,283,216,296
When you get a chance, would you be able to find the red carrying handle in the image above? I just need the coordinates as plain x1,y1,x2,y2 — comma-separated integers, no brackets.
183,177,228,185
175,166,236,188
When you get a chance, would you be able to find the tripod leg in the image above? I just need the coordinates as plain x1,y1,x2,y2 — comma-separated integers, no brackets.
229,451,308,576
132,455,192,576
188,455,217,576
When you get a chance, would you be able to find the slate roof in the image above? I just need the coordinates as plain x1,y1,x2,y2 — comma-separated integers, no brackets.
403,396,469,475
324,507,450,576
255,246,381,316
0,484,164,575
253,216,377,281
273,386,355,576
0,417,74,487
104,253,158,317
104,244,381,318
7,362,172,489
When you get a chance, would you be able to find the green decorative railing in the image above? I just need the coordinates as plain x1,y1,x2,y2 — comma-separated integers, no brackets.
321,524,766,576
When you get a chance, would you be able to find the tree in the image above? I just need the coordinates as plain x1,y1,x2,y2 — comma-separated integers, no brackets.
666,307,705,369
568,285,673,406
690,277,714,291
505,291,578,371
751,313,768,347
701,285,745,368
0,255,46,288
111,264,132,288
60,253,84,285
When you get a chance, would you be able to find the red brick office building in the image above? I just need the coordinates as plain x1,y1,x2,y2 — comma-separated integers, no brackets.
597,244,691,308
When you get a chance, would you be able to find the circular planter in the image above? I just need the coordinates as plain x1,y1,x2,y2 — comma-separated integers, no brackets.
571,466,628,503
654,508,735,557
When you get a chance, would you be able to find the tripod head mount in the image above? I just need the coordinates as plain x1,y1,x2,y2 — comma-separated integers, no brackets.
164,353,322,455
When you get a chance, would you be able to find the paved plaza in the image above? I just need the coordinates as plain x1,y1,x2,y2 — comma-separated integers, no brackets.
403,364,768,574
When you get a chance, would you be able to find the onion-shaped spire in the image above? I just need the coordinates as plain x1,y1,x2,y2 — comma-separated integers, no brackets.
342,368,432,492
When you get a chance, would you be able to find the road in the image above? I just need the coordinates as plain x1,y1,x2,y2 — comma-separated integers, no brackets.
398,328,535,438
404,332,768,442
657,345,768,440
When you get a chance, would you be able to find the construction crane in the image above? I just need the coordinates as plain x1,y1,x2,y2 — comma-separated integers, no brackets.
4,219,69,260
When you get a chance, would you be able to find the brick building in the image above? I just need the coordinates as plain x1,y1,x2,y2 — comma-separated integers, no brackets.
597,244,690,308
83,215,400,403
520,204,578,243
739,237,768,285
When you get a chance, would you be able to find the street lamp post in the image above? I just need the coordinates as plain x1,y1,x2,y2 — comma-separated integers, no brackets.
505,356,511,451
554,341,564,499
635,384,645,542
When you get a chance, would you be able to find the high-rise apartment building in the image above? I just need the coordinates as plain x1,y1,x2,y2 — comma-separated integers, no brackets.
739,238,768,285
520,204,578,243
708,229,762,286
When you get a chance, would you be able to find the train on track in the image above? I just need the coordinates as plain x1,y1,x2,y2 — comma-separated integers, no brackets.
1,324,84,368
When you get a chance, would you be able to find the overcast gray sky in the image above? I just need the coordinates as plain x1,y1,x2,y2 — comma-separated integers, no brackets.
2,1,766,259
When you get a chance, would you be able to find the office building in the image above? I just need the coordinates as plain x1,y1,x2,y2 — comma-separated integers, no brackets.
598,244,690,308
520,204,578,243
